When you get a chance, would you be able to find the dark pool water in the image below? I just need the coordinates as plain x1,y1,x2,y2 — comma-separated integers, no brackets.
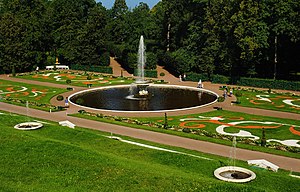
70,85,217,111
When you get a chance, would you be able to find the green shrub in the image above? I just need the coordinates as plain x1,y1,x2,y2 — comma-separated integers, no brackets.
182,128,191,133
12,66,16,77
66,87,73,91
160,72,165,77
218,97,225,102
185,72,209,82
66,79,71,84
78,109,86,114
237,77,300,91
134,69,158,78
87,74,92,80
164,113,168,129
212,74,230,84
56,95,64,101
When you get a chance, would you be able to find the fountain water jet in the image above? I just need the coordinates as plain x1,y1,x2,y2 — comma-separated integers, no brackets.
127,35,150,100
136,35,146,84
214,137,256,183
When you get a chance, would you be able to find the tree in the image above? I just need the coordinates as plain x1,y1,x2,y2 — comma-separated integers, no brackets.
111,0,128,18
75,4,109,66
231,0,269,77
0,0,48,72
266,0,300,79
49,0,99,65
107,0,129,45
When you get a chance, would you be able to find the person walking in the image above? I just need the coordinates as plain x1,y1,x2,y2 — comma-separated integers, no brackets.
223,89,227,99
65,97,69,107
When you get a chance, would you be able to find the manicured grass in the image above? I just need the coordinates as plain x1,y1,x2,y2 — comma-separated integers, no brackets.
0,79,67,111
71,110,300,159
234,88,300,114
16,71,166,87
0,111,299,191
17,71,135,87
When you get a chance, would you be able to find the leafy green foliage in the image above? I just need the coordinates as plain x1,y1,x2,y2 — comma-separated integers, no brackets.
0,0,299,81
134,69,158,78
66,79,71,84
237,77,300,91
56,95,64,101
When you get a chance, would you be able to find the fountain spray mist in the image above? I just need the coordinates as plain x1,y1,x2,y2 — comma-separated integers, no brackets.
137,35,146,83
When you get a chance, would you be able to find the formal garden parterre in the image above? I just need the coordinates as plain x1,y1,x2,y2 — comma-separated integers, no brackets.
15,71,166,87
0,79,67,111
220,86,300,114
72,110,300,158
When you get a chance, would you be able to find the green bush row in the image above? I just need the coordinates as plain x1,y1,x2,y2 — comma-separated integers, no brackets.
185,73,230,84
134,69,158,78
185,72,209,82
212,74,230,84
237,77,300,91
70,65,113,74
186,72,300,91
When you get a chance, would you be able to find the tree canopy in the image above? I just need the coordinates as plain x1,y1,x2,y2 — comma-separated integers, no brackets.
0,0,299,80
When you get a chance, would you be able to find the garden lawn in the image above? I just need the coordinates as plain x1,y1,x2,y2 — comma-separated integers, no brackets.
0,111,299,191
0,79,67,111
72,110,300,159
234,88,300,114
16,71,136,87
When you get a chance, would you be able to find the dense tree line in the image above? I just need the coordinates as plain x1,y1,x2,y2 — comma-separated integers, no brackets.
0,0,299,80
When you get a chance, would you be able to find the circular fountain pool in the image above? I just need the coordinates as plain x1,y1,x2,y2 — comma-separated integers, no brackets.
69,84,218,112
214,166,256,183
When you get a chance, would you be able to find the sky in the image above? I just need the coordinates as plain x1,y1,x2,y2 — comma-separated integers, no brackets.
97,0,160,9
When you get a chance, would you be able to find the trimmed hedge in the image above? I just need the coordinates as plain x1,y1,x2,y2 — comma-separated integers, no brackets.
134,69,158,78
185,72,209,82
212,74,230,84
185,73,230,84
185,72,300,91
70,64,113,74
237,77,300,91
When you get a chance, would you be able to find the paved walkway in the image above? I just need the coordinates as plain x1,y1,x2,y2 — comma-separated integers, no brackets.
1,59,300,172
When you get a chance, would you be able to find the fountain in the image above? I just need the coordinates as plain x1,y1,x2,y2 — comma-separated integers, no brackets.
214,137,256,183
127,35,150,100
14,122,43,130
68,36,218,112
136,35,147,84
14,101,44,130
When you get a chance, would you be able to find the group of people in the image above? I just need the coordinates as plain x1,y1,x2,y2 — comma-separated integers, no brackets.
179,74,186,82
223,87,233,98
